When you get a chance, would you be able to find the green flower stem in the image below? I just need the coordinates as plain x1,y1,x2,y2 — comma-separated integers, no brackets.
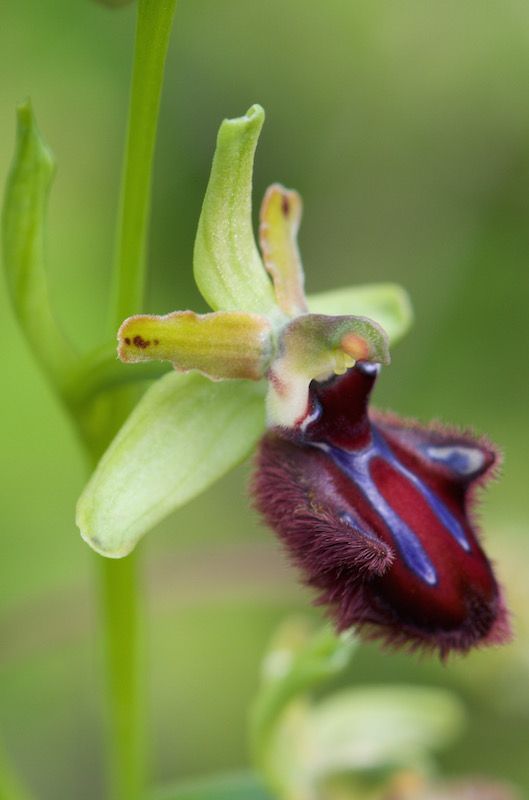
110,0,179,330
99,1,178,798
99,552,145,800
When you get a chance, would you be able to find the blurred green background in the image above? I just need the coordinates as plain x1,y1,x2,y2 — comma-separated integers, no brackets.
1,1,528,798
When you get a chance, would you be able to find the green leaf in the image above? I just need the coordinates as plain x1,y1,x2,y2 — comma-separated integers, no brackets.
2,100,76,386
309,685,465,778
193,105,279,316
151,772,273,800
76,371,266,557
307,283,413,345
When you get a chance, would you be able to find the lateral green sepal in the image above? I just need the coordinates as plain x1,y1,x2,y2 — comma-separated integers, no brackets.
76,372,266,558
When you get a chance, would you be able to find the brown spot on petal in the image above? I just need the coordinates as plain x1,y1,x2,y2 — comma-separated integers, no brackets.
124,337,131,345
281,195,290,217
133,335,150,349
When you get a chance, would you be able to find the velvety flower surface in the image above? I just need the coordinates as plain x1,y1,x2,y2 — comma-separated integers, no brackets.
253,361,510,656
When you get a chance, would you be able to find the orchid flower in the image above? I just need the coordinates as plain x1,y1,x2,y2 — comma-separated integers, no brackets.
77,105,509,655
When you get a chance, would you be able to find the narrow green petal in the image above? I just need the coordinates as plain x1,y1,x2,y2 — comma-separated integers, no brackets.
76,372,265,558
193,105,278,315
2,101,76,384
259,184,307,316
118,310,273,380
307,282,413,345
267,313,389,427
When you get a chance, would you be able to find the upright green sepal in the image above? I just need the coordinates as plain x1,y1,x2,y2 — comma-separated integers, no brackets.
193,105,278,316
2,101,76,385
76,371,266,558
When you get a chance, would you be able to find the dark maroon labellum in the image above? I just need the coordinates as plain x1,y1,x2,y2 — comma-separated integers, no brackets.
253,362,511,656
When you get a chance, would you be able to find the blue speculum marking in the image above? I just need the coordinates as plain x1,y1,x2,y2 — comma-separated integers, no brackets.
424,444,484,476
311,427,472,586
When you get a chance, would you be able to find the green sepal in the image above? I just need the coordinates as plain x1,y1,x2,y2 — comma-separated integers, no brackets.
118,310,273,380
2,101,76,385
76,371,266,558
307,282,413,346
193,105,279,316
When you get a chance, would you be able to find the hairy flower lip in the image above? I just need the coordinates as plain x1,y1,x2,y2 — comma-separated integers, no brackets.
252,362,511,657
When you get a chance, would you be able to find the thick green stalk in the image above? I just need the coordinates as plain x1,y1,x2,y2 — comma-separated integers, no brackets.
99,552,144,800
100,1,178,799
111,0,179,329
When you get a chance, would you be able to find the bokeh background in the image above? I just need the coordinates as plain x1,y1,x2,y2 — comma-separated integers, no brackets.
1,1,528,798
